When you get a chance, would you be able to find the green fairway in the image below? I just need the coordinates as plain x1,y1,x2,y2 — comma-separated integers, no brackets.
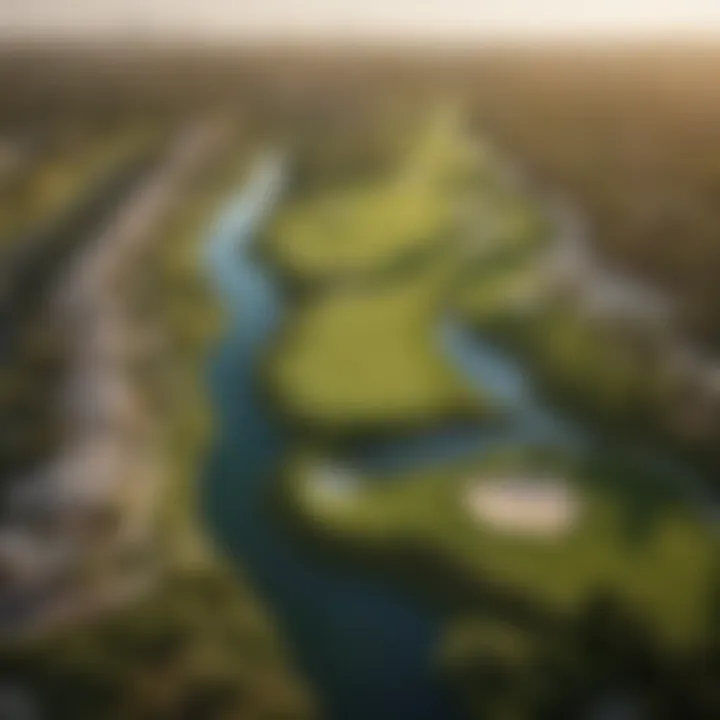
263,110,506,433
283,447,718,647
265,110,472,281
268,257,486,433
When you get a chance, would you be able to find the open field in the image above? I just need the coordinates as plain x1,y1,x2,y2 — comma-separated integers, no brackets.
268,256,484,434
265,116,490,434
283,446,718,647
265,111,470,281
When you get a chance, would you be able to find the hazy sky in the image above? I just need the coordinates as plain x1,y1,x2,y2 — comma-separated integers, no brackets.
2,0,720,39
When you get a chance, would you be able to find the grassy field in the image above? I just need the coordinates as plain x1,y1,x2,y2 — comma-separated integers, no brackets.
268,255,486,434
283,446,718,648
264,115,489,434
265,110,472,282
264,113,542,435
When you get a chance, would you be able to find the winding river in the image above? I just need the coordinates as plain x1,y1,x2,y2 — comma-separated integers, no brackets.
203,155,462,720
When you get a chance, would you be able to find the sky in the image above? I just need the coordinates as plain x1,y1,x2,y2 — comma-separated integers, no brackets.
2,0,720,40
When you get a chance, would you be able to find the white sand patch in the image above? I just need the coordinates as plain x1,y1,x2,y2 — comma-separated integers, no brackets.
464,476,580,537
308,463,360,506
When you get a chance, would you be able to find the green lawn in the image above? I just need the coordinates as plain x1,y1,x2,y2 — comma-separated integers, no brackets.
283,447,718,648
267,256,487,433
265,109,473,281
264,109,525,434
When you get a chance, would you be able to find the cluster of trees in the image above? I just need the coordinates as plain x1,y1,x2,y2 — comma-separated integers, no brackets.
0,568,315,720
441,592,720,719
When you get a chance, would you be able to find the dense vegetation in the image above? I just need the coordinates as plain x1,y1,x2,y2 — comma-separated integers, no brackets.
0,568,313,720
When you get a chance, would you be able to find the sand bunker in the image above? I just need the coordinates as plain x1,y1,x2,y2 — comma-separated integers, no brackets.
310,463,360,506
465,477,580,536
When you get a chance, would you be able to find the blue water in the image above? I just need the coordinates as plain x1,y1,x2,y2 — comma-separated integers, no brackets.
352,319,584,476
202,156,462,720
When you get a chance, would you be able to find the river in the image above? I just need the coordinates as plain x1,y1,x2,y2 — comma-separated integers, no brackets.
203,155,462,720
